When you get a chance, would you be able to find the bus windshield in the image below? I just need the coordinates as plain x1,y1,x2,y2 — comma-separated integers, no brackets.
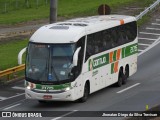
26,42,76,84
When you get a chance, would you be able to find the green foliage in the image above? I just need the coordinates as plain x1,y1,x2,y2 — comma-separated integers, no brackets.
0,0,154,25
0,0,49,13
0,40,28,70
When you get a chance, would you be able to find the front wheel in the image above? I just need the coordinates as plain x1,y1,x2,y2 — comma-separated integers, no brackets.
79,83,89,103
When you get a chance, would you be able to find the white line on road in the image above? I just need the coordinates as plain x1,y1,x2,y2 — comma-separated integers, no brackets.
117,83,140,94
3,103,21,110
0,96,7,100
152,23,160,26
139,32,160,36
156,19,160,21
138,37,157,41
138,36,160,56
0,93,25,102
146,27,160,31
138,43,150,46
51,110,78,120
138,49,143,52
12,86,25,90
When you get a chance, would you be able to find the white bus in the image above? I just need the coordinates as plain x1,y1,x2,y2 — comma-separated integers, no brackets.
19,15,138,103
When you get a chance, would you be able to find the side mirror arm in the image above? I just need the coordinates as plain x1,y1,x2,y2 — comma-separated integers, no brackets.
73,47,81,67
18,47,27,65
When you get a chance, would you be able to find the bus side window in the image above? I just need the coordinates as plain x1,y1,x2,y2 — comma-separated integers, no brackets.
125,21,137,42
106,34,112,50
110,29,118,48
102,30,108,51
85,34,94,61
94,32,102,54
119,31,126,45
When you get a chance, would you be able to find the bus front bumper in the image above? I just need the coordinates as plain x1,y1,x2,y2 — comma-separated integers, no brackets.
25,88,75,101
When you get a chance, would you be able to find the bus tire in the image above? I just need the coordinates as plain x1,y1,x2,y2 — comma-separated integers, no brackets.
79,83,89,103
123,66,129,84
116,70,123,87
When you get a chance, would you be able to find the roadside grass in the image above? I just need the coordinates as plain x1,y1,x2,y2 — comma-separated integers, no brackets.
137,15,150,27
0,0,48,13
0,0,154,25
0,39,28,70
137,8,158,27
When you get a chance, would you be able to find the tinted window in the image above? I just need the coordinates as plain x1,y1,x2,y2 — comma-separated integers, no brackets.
85,21,137,61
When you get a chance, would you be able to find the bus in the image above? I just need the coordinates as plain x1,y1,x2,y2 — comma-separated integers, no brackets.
18,15,138,103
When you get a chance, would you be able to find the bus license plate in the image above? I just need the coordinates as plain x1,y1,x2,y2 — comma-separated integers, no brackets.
43,95,52,100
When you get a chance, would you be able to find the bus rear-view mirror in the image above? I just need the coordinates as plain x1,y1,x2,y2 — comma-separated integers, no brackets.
18,47,27,65
73,47,81,67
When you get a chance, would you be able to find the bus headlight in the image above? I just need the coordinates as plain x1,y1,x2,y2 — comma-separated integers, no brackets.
26,83,35,90
27,86,31,90
64,87,71,91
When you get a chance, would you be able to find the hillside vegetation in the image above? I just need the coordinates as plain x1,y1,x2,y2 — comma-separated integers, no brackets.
0,0,154,25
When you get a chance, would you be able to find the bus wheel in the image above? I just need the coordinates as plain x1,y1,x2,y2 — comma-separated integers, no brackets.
123,66,129,84
79,83,89,103
116,70,123,87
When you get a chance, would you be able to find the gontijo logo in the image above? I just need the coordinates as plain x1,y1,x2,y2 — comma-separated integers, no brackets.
88,54,108,71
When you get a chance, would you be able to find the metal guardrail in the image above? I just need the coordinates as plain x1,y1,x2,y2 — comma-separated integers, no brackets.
0,64,25,80
136,0,160,20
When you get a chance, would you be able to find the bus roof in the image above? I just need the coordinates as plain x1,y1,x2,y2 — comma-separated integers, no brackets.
30,15,136,44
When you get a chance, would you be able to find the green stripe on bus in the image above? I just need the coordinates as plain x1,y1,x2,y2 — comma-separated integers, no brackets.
111,63,114,74
35,83,71,90
124,43,138,57
122,47,126,58
113,50,117,62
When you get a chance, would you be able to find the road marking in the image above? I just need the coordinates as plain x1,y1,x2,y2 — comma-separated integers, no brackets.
117,83,140,94
138,49,143,52
12,86,25,90
3,103,21,110
138,37,157,41
156,19,160,21
138,36,160,56
152,23,160,26
139,32,160,36
0,96,7,100
51,110,78,120
146,27,160,31
138,43,150,46
0,93,25,102
0,99,25,110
